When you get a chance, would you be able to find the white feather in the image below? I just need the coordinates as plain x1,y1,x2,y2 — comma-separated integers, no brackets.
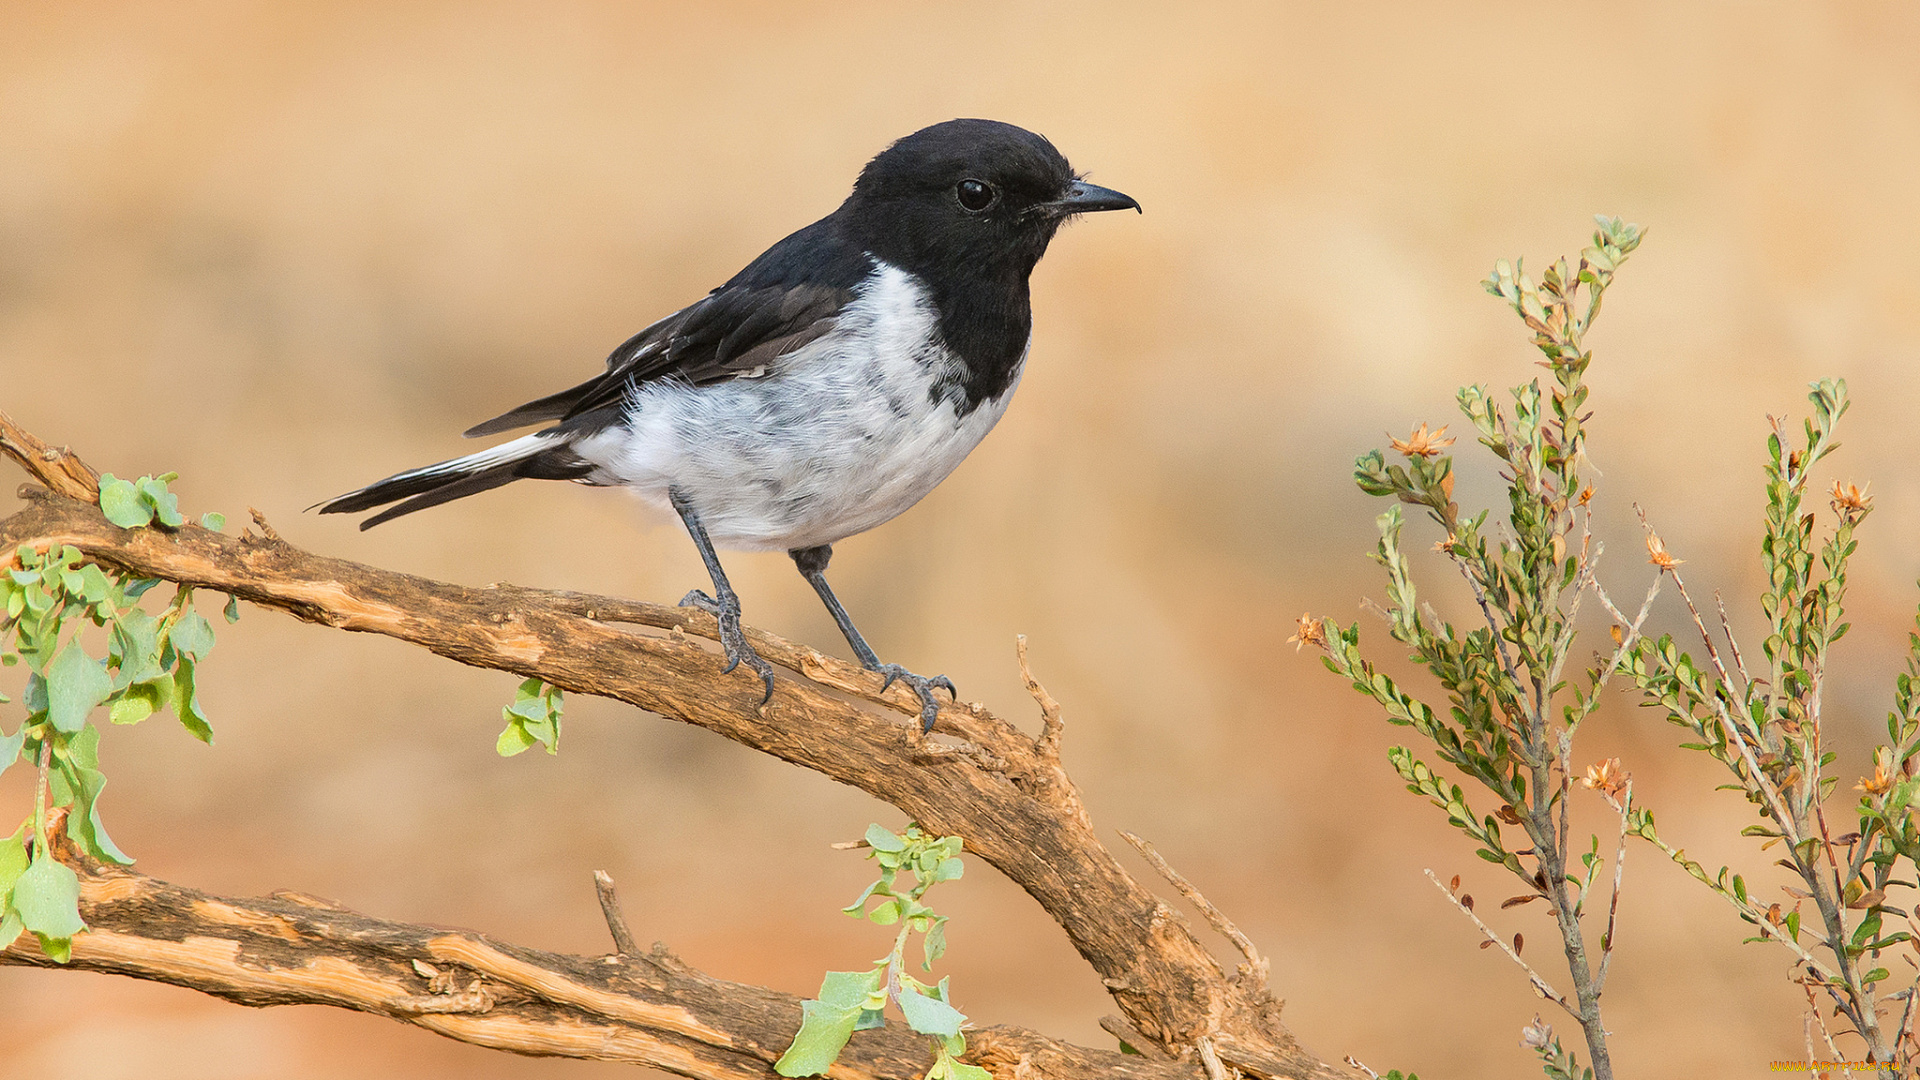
571,261,1023,551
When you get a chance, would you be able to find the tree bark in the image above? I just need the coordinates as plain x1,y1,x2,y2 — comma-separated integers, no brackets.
0,409,1356,1080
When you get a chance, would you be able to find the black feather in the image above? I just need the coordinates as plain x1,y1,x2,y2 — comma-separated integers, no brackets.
460,222,869,439
317,438,594,526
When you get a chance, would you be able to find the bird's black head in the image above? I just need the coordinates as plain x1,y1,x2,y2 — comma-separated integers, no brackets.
840,119,1139,284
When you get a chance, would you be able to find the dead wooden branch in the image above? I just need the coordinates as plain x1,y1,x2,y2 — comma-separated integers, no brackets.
0,410,1357,1080
0,834,1182,1080
1120,832,1268,985
594,870,640,957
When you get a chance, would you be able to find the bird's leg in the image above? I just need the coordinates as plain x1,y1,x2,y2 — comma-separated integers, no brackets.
670,489,776,704
789,544,955,732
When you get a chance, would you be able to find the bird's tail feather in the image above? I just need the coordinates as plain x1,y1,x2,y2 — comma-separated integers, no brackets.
315,431,594,529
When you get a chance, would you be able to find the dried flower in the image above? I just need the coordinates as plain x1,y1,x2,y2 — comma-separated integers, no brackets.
1520,1015,1554,1051
1389,422,1455,459
1582,757,1628,801
1831,480,1872,525
1433,533,1458,555
1287,613,1326,652
1577,485,1594,507
1645,531,1683,570
1858,747,1897,797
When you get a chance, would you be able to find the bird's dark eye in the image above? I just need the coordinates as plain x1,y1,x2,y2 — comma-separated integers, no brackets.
956,179,995,212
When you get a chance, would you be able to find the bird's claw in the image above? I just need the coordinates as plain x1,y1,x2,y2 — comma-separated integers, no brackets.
678,589,776,704
874,664,957,732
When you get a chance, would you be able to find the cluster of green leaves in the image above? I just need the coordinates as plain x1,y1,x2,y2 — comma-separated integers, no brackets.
1,502,233,960
1316,217,1644,1080
1617,379,1919,1064
496,677,564,756
98,472,192,530
775,824,979,1080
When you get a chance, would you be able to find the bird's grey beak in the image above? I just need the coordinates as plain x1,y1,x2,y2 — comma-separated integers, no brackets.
1047,180,1141,216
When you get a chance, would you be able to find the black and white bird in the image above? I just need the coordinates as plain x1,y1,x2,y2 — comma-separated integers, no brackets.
318,119,1138,729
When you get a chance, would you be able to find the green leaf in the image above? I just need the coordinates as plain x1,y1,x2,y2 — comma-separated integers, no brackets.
59,727,132,865
496,718,538,757
170,656,213,743
98,475,152,529
138,476,185,528
170,610,216,660
0,726,22,781
0,828,28,898
113,678,170,726
12,855,85,940
111,609,161,680
47,642,112,733
775,969,883,1077
840,878,887,916
898,987,966,1037
224,593,240,624
865,823,907,853
815,968,883,1009
200,511,226,532
109,694,155,726
36,933,72,963
0,911,21,953
505,695,551,722
933,857,964,882
923,915,949,969
499,679,560,754
72,564,113,605
947,1061,993,1080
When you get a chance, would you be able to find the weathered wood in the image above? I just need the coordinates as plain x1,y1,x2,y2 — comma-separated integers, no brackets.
1,834,1185,1080
0,409,1356,1080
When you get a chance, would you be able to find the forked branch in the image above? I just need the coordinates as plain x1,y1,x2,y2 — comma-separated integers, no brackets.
0,409,1354,1080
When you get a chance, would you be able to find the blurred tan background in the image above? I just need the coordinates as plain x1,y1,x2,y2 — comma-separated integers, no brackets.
4,1,1920,1076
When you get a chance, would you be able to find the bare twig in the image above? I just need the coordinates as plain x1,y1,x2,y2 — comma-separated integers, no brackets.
1592,781,1632,994
0,406,99,500
1654,562,1801,846
247,506,283,543
1714,591,1751,690
1100,1016,1170,1061
1120,832,1268,983
1197,1037,1233,1080
1803,1002,1819,1080
593,870,639,957
1895,982,1918,1063
1801,975,1855,1079
1423,869,1571,1014
1016,635,1065,763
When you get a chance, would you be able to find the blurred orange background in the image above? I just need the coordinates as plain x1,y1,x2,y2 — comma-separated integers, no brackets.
5,2,1920,1077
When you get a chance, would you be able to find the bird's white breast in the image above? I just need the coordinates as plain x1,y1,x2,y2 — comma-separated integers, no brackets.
575,262,1024,551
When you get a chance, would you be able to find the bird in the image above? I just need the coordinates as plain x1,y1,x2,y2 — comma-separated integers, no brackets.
317,118,1139,730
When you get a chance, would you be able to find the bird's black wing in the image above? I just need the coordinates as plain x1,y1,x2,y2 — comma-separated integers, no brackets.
464,217,872,438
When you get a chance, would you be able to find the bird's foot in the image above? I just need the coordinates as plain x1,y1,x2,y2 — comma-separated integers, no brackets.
874,664,957,733
679,589,777,704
